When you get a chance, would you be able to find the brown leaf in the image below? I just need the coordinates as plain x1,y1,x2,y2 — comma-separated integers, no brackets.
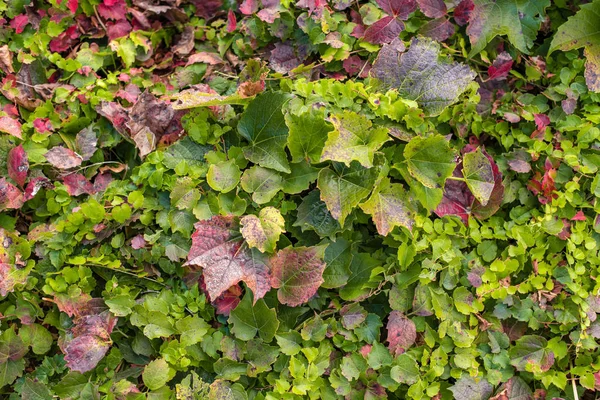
75,127,98,161
173,26,195,56
45,147,82,169
0,45,14,74
186,52,225,66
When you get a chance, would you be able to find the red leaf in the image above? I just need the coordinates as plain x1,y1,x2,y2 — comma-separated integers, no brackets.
106,20,132,41
534,113,550,131
297,0,327,17
343,55,364,76
213,284,242,316
386,311,416,356
67,0,78,13
572,211,586,221
49,25,79,53
270,246,326,307
0,116,22,138
98,0,127,20
226,9,237,32
24,177,53,201
420,17,455,41
453,0,473,26
33,118,53,133
44,146,82,169
9,15,29,34
63,174,95,196
363,16,404,44
488,52,513,80
240,0,258,14
7,145,28,188
184,216,271,302
376,0,417,19
96,101,130,134
417,0,447,18
0,178,24,210
93,172,113,193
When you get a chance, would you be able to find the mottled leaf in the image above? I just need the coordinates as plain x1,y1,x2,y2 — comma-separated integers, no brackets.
364,16,404,44
508,335,554,372
75,127,97,161
207,160,241,193
372,37,475,115
7,144,28,187
270,246,327,306
449,376,493,400
386,311,416,356
420,17,455,41
488,51,513,80
240,207,285,253
0,178,24,210
462,148,495,206
44,147,82,169
404,135,456,189
360,177,415,235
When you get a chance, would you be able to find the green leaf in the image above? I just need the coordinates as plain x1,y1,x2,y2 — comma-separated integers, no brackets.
238,92,292,173
367,342,393,370
240,165,283,204
286,108,331,163
549,0,600,92
341,353,367,381
207,160,241,193
372,37,476,116
143,358,172,391
52,372,92,399
322,238,353,289
175,315,210,347
19,324,53,355
360,177,415,236
229,291,279,342
448,376,493,400
163,137,211,169
0,327,26,388
294,190,342,239
339,253,380,301
281,161,319,194
508,335,555,373
21,377,53,400
320,111,389,168
390,354,420,385
240,206,285,253
317,161,380,226
463,148,495,206
404,135,456,189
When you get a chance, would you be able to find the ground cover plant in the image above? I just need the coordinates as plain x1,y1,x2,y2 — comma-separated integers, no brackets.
2,0,600,398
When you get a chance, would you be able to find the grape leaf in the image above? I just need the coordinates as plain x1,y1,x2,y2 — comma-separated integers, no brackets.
467,0,550,56
448,376,493,400
240,207,285,253
281,161,319,194
360,177,415,235
420,17,455,41
417,0,447,18
7,144,28,187
508,335,554,372
322,238,353,289
294,190,342,239
207,160,241,193
386,311,416,356
286,108,331,164
320,111,390,168
0,328,26,388
372,37,475,116
317,161,381,226
238,92,292,173
404,135,456,189
339,253,380,301
364,0,417,44
185,216,271,302
462,148,495,206
240,165,283,204
229,291,279,342
270,246,327,306
549,1,600,92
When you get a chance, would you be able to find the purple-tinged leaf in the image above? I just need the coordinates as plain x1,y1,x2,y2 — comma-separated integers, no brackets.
417,0,447,18
376,0,417,19
0,178,24,211
44,147,82,169
488,51,513,80
363,16,404,44
63,174,95,196
75,127,97,161
420,17,455,41
453,0,473,26
7,145,28,187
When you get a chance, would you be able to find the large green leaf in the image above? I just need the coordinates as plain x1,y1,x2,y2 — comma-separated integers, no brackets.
549,0,600,92
229,291,279,342
404,135,456,189
286,108,331,163
294,190,342,239
372,37,476,116
238,92,292,173
508,335,554,373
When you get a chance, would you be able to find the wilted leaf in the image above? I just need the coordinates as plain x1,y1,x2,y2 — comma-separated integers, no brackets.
75,127,97,161
240,207,285,253
270,246,326,306
7,144,28,187
185,216,271,302
404,135,456,189
229,291,279,342
320,111,389,168
360,177,415,235
449,376,493,400
238,92,292,173
372,37,476,115
0,262,32,296
386,311,416,356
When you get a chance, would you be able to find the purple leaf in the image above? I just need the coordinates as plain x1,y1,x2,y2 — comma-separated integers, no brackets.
420,17,455,41
376,0,417,19
363,16,404,44
488,51,513,80
7,144,28,188
417,0,447,18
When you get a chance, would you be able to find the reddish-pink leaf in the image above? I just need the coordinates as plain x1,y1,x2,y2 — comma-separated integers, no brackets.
488,52,513,80
0,178,24,210
106,20,132,41
98,0,127,20
96,101,130,134
343,55,365,76
453,0,473,26
240,0,258,14
270,246,326,307
227,9,237,32
67,0,78,13
420,17,455,41
54,293,93,317
9,15,29,34
63,336,111,373
213,284,242,316
534,113,550,131
63,174,95,196
45,146,82,169
471,149,504,219
256,0,280,22
186,52,225,66
297,0,327,17
33,118,53,133
93,172,113,193
572,211,586,221
131,235,146,249
363,16,404,44
185,216,271,302
417,0,447,18
115,84,141,103
49,26,79,53
386,311,416,356
562,98,577,115
24,177,53,201
0,116,22,138
376,0,417,19
7,145,28,188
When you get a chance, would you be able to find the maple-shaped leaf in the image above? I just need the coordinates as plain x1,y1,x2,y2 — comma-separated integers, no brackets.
467,0,550,56
0,178,24,211
372,37,476,116
462,148,495,206
238,92,292,173
184,216,271,302
7,145,28,187
286,108,331,164
417,0,447,18
508,335,554,373
320,111,390,168
45,147,82,169
404,135,457,189
281,161,319,194
364,0,417,44
449,376,493,400
360,177,415,236
270,246,327,306
549,1,600,92
0,116,22,139
240,207,285,253
229,291,279,342
386,311,416,356
419,18,455,41
317,160,381,226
